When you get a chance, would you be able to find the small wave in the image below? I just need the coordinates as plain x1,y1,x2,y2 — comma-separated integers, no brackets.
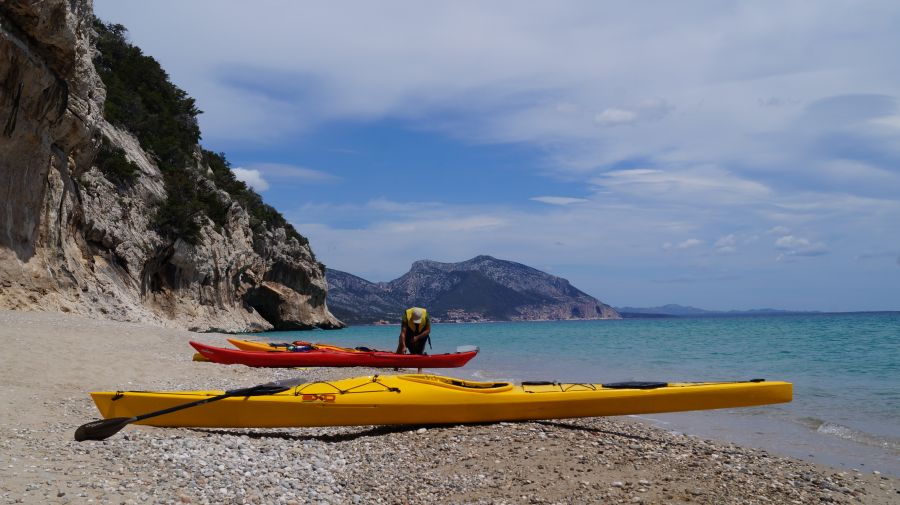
627,414,671,425
809,421,900,452
797,416,825,430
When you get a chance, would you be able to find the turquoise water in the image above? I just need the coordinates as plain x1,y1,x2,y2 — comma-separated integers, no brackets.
263,312,900,473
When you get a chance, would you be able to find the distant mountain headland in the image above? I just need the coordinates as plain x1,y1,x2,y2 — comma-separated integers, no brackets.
615,304,820,318
326,255,620,325
0,1,341,331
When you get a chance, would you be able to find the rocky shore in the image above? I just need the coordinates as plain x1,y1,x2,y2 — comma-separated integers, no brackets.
0,310,896,504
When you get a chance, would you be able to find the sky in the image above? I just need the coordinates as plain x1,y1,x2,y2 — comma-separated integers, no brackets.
93,1,900,311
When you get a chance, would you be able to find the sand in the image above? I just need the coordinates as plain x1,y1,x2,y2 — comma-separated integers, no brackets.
0,309,897,504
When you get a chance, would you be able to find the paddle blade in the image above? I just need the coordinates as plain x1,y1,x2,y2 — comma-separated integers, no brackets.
74,417,136,442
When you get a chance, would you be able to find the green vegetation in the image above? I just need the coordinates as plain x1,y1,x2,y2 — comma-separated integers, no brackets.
93,22,200,167
94,137,139,187
91,20,305,245
202,150,307,244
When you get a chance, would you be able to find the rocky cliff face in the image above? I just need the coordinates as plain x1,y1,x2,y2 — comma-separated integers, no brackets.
327,255,620,324
0,0,342,331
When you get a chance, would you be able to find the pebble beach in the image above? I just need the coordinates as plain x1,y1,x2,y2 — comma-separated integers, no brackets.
0,310,897,504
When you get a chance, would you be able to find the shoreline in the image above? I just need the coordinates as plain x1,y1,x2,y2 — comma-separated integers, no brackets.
634,410,900,477
1,309,897,504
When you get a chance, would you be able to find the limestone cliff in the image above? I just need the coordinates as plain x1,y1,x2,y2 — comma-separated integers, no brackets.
0,0,342,331
327,255,620,324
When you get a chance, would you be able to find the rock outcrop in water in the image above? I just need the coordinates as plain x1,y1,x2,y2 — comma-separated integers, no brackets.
0,0,342,331
327,255,620,324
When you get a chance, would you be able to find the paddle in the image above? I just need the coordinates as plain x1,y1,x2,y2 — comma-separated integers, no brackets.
74,377,307,442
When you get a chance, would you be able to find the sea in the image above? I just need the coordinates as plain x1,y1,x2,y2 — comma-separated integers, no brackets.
260,312,900,476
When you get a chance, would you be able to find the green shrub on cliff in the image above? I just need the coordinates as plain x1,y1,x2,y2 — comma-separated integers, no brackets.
94,137,139,187
202,150,307,245
92,21,200,169
91,19,305,246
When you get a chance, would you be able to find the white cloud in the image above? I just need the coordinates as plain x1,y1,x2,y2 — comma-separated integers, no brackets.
294,198,444,215
663,238,703,251
380,215,507,234
531,196,589,205
816,159,900,195
774,235,828,258
593,166,771,204
715,234,738,253
594,108,637,126
767,226,791,236
554,102,579,114
364,198,443,213
870,114,900,130
231,167,269,191
248,163,339,183
594,99,673,127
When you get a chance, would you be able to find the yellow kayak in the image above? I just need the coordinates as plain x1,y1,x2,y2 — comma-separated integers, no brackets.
89,375,792,428
227,338,368,353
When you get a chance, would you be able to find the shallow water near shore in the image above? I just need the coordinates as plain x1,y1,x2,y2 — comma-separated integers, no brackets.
263,312,900,476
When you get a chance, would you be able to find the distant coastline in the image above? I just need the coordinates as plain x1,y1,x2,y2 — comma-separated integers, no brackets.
351,310,900,326
618,310,899,319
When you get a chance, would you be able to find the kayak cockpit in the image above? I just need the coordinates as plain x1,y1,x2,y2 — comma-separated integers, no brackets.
399,374,513,393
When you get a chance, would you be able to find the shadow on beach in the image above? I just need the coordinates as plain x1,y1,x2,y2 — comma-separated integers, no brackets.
190,419,666,444
191,424,430,442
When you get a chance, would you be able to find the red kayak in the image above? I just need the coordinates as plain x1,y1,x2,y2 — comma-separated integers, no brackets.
190,341,479,368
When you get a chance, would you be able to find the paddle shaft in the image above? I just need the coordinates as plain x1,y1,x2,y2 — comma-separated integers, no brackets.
131,383,294,422
133,391,235,422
